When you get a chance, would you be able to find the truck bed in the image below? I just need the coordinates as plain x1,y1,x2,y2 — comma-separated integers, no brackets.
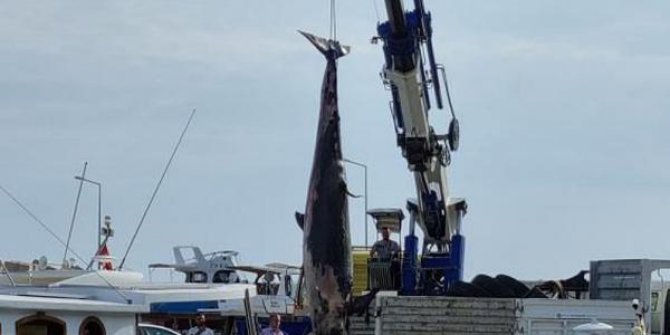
350,295,635,335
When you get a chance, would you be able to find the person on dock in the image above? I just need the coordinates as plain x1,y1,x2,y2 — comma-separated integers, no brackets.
261,314,285,335
187,314,213,335
370,227,400,260
370,226,402,289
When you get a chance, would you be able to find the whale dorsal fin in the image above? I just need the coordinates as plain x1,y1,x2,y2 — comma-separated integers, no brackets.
295,212,305,231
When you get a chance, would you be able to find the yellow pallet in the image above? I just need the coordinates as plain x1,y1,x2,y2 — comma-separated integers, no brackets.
352,250,370,296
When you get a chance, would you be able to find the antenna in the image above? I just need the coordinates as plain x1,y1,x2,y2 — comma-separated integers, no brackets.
118,109,197,269
64,162,87,267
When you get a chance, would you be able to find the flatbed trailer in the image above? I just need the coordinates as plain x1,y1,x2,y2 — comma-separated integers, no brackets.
349,259,670,334
356,295,634,335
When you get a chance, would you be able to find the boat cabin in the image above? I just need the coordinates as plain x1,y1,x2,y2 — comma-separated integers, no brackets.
148,247,248,284
0,293,146,335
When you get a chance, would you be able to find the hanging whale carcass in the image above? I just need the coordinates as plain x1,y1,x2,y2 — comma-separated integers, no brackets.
295,30,352,335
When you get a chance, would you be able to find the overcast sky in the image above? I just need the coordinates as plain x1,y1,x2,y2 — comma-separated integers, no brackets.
1,1,669,282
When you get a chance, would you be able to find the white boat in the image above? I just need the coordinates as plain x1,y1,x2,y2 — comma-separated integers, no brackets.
145,246,311,335
0,260,87,286
0,243,259,335
214,263,304,317
0,267,258,335
148,246,250,285
0,219,297,334
0,218,121,286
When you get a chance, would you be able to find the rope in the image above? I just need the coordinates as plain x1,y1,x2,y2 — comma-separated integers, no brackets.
0,184,87,263
330,0,337,41
0,183,132,303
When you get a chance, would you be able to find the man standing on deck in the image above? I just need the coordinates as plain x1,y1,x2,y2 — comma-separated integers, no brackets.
261,314,286,335
187,314,214,335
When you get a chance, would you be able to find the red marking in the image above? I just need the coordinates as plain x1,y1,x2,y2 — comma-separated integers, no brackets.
97,244,113,271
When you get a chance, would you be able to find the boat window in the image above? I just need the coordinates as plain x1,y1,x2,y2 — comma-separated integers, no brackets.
284,275,293,297
16,313,66,335
188,271,208,283
256,272,280,295
213,270,240,284
652,292,660,312
139,325,180,335
79,316,106,335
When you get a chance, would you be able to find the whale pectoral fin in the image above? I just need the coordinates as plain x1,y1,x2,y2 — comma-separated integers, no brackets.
346,188,362,198
295,211,305,231
340,180,361,198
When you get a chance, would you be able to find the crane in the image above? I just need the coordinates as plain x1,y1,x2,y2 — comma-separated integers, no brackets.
375,0,466,295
